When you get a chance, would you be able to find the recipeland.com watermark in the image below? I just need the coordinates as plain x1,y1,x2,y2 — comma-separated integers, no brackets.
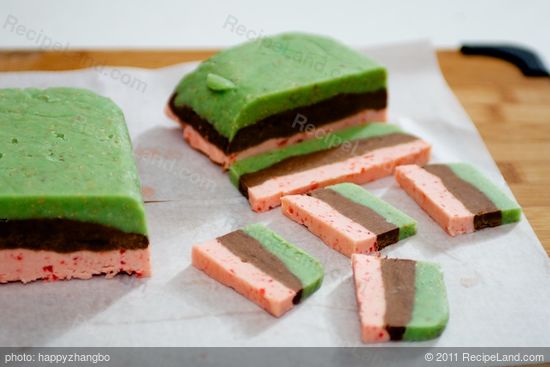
424,351,544,364
2,14,148,94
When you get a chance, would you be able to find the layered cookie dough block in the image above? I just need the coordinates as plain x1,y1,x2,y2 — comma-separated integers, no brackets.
282,183,416,257
0,88,150,283
167,32,387,167
192,224,324,317
352,255,449,343
230,123,431,212
395,163,522,236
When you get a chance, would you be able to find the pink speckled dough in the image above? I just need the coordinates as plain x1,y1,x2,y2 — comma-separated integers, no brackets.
176,109,387,168
352,254,390,343
0,248,151,283
249,140,431,212
394,165,474,236
192,239,296,317
281,194,377,257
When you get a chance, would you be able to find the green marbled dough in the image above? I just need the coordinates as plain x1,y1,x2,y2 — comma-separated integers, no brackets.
0,88,147,235
403,261,449,341
243,223,324,300
448,163,522,224
327,183,417,240
229,123,401,187
173,32,387,140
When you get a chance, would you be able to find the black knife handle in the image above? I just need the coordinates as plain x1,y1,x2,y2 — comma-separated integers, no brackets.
460,44,549,77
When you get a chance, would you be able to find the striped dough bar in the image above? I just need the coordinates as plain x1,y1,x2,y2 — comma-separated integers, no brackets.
395,163,522,236
192,224,324,317
167,33,387,168
281,183,416,257
229,123,431,212
352,255,449,343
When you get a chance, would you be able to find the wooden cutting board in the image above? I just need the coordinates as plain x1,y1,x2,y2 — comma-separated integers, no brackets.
1,49,549,254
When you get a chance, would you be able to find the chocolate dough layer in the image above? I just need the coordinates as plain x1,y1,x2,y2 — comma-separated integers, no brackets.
0,218,149,252
424,165,502,230
217,230,304,303
310,188,399,249
381,258,416,340
239,132,416,197
169,89,387,153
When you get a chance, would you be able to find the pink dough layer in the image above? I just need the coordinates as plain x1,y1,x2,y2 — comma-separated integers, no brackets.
166,105,387,168
394,165,474,236
352,254,390,343
0,248,151,284
192,239,297,317
281,194,377,257
249,139,431,212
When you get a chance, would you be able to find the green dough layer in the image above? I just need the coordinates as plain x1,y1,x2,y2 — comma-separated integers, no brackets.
229,123,401,187
243,223,324,300
403,261,449,341
0,88,147,235
173,32,387,140
448,163,522,224
327,183,417,240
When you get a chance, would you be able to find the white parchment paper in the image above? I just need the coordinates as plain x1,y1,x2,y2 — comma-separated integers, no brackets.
1,41,549,348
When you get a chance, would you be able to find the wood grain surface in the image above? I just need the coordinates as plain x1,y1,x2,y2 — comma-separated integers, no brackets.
1,49,548,255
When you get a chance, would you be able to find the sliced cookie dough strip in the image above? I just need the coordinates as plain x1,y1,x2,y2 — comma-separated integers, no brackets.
0,88,150,284
394,163,521,236
166,32,387,168
281,183,416,257
352,255,449,343
230,123,431,212
192,224,324,317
